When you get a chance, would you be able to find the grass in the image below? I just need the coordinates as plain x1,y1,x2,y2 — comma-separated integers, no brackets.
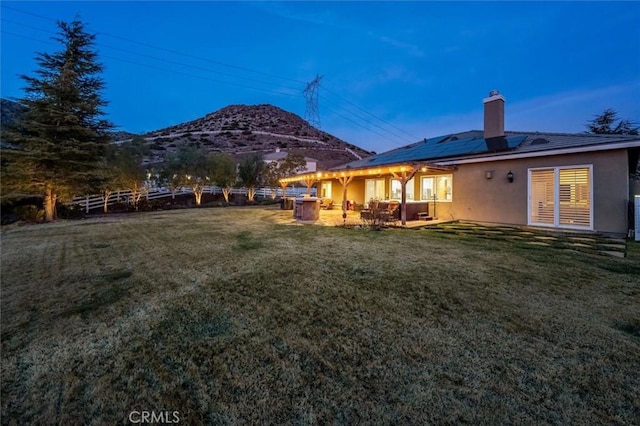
1,206,639,424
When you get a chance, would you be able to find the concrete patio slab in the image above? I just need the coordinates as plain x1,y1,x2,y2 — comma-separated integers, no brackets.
598,244,627,250
600,251,625,258
567,243,592,248
568,237,597,242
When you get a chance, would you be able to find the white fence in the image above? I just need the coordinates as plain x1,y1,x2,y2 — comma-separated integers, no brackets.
71,186,316,213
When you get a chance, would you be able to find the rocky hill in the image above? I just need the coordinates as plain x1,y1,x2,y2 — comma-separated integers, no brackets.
1,99,27,128
132,104,372,169
2,100,373,169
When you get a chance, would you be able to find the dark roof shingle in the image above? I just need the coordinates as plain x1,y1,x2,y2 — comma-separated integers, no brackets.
333,130,639,170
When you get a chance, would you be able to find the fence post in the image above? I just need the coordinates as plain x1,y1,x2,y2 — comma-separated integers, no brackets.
85,196,90,213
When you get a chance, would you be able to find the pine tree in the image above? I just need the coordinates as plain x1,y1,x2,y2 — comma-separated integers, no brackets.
1,19,112,222
587,109,638,135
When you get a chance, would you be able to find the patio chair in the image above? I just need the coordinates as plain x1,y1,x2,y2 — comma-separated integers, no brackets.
386,201,400,224
320,198,334,210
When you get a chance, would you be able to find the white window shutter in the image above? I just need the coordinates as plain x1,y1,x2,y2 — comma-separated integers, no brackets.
530,169,555,226
559,168,591,227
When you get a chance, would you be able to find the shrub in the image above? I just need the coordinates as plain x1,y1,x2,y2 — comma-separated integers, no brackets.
56,203,85,220
15,205,45,223
360,200,392,231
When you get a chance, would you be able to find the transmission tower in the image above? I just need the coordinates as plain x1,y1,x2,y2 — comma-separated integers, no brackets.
303,74,323,128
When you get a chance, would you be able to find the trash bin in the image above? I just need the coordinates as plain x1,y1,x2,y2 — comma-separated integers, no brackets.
281,198,294,210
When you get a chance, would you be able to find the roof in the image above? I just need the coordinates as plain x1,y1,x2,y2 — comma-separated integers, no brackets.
332,130,639,170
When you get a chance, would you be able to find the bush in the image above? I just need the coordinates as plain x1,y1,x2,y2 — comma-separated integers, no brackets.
15,205,45,223
56,203,85,220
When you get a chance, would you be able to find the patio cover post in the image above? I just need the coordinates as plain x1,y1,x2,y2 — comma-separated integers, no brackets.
303,176,316,195
392,165,421,226
279,181,288,198
338,176,353,213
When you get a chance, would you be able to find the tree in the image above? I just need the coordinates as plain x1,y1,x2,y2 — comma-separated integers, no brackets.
587,109,638,135
237,152,265,201
0,20,112,222
163,146,212,206
209,153,237,203
111,137,149,210
263,152,307,199
159,151,186,200
97,143,119,213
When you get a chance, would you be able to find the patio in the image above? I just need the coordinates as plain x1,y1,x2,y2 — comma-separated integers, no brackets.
277,207,454,228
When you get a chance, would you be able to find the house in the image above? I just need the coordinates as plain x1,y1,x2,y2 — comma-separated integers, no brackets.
280,91,640,235
264,148,317,173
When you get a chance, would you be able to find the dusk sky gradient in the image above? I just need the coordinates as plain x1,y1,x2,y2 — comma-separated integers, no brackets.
1,1,639,153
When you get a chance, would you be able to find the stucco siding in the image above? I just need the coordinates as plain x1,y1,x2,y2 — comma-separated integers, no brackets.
452,149,629,233
318,150,628,232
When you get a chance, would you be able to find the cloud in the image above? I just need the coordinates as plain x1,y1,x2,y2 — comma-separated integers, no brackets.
326,80,640,153
374,34,424,58
508,82,640,132
255,3,424,58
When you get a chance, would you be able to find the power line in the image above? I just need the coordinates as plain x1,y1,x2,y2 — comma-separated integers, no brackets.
321,80,421,141
1,18,304,93
1,5,423,147
1,3,307,85
2,31,301,99
321,104,408,148
3,27,414,148
320,93,414,145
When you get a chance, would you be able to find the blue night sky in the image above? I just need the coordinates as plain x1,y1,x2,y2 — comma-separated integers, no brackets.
2,1,639,153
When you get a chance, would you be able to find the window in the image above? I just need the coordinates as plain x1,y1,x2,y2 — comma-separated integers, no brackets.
529,166,592,229
559,168,591,227
390,178,414,200
529,169,555,225
421,174,452,201
365,178,386,202
320,181,332,199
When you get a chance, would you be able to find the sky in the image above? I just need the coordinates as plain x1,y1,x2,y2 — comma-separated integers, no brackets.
1,1,639,154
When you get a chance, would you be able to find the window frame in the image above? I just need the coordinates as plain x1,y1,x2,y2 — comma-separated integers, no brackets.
365,178,386,202
528,165,593,230
420,174,453,202
390,177,415,201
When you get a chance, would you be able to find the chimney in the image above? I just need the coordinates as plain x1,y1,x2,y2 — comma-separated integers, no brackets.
483,90,505,139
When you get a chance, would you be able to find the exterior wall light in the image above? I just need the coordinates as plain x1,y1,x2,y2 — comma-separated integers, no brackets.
507,171,514,183
485,170,493,179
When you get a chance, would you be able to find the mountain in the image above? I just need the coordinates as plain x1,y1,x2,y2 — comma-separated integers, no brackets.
1,98,27,128
1,100,373,169
131,104,373,169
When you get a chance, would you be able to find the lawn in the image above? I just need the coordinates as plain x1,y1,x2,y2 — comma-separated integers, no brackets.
1,206,639,424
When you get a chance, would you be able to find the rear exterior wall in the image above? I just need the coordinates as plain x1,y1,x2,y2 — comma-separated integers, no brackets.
451,149,628,234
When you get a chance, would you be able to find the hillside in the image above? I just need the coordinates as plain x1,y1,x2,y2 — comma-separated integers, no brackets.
1,99,27,128
2,100,373,169
134,104,372,169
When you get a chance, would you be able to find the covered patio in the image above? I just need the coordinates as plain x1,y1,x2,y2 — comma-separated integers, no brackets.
279,162,456,227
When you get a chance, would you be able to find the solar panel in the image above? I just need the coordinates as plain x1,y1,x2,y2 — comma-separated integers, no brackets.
334,133,527,171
